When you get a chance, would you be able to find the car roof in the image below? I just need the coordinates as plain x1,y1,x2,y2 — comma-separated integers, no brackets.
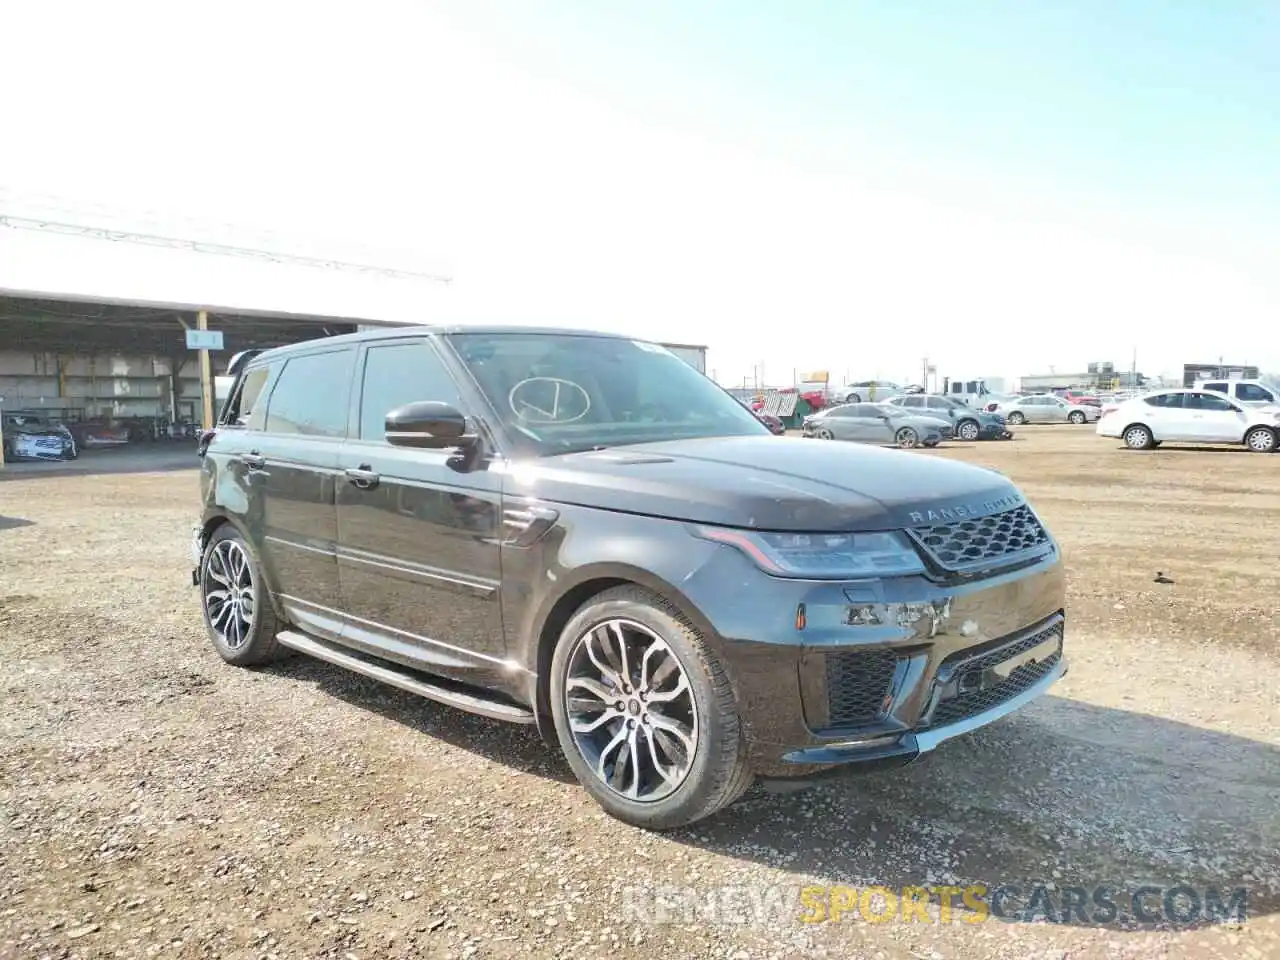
247,324,638,365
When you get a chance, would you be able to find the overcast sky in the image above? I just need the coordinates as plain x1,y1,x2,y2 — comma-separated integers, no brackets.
2,0,1276,385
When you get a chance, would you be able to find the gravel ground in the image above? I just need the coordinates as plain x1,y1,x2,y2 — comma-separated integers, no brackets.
2,428,1278,959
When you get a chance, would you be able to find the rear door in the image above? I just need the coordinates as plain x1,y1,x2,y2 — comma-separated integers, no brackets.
251,346,357,641
335,336,507,673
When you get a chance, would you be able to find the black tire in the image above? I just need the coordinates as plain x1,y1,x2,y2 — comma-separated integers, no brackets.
1244,426,1277,453
1007,411,1027,425
816,427,834,440
1122,424,1154,450
957,419,981,441
549,584,753,830
199,524,284,666
845,392,861,404
1068,410,1086,424
895,427,919,448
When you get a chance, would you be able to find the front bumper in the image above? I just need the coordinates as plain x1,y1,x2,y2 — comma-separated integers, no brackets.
684,545,1067,778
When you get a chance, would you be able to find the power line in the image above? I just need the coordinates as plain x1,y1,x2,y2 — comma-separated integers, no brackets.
0,188,452,283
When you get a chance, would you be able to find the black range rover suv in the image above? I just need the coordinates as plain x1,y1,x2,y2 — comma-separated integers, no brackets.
192,327,1066,829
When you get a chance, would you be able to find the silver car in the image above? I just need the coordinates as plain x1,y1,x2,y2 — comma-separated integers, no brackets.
996,394,1101,425
802,402,951,448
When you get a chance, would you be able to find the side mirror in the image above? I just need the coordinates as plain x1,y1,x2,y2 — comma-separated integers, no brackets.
385,401,476,450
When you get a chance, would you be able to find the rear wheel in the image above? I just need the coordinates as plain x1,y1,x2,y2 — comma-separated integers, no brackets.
895,427,920,448
1122,424,1154,450
1068,410,1086,424
957,419,981,441
1244,426,1277,453
845,392,862,404
550,585,753,830
1007,411,1027,425
200,525,284,665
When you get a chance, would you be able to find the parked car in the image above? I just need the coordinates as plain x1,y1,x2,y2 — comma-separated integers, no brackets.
833,380,901,404
2,414,78,461
884,394,1012,441
1059,390,1101,407
1097,388,1280,452
995,395,1100,425
192,325,1067,830
802,402,951,447
1193,378,1280,407
750,410,785,435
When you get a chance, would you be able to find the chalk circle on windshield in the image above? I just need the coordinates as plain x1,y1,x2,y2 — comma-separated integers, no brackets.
509,376,592,425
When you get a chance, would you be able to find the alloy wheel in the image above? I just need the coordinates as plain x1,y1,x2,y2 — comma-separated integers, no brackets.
958,421,980,441
203,539,255,649
563,618,699,803
1069,411,1086,424
896,427,919,448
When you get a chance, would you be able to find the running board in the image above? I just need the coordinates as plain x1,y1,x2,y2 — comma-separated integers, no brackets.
275,630,536,725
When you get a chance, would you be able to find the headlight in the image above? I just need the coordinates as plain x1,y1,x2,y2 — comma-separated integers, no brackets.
689,525,926,579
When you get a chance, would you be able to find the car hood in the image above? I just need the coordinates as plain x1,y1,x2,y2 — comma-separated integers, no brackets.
504,435,1021,531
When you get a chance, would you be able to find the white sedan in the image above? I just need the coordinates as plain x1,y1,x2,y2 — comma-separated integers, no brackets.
995,394,1101,425
1097,388,1280,452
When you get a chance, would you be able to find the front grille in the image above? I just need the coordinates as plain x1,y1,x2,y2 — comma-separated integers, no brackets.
926,622,1063,728
910,503,1050,571
825,649,900,727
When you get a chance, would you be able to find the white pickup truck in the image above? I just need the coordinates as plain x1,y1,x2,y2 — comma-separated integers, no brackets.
1194,378,1280,407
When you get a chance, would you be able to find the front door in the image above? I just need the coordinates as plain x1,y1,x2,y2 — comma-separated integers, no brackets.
1182,391,1247,442
335,337,507,679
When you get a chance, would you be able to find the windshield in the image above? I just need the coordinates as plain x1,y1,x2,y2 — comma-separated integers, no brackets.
446,332,768,455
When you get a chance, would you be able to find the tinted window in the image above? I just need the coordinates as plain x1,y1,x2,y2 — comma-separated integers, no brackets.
902,396,925,408
1202,382,1228,394
925,397,949,410
223,366,271,429
358,340,462,441
1144,392,1182,408
1185,392,1236,412
848,404,879,418
264,349,356,437
1236,383,1274,402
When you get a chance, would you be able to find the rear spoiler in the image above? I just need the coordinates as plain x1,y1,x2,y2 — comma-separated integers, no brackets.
224,348,263,379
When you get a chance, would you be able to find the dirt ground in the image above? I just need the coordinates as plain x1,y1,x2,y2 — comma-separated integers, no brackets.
2,426,1278,959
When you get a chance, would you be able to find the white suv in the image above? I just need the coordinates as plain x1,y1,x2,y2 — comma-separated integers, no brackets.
1097,388,1280,452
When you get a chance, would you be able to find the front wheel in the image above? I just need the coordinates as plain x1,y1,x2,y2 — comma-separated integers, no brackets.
845,392,862,404
549,585,753,830
1123,424,1154,450
200,524,284,665
895,427,920,448
1007,411,1027,425
815,427,834,440
1068,410,1086,424
957,419,981,441
1244,426,1277,453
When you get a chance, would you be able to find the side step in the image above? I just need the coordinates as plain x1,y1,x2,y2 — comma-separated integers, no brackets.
275,630,536,725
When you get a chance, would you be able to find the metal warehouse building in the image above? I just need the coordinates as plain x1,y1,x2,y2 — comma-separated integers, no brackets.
0,211,446,468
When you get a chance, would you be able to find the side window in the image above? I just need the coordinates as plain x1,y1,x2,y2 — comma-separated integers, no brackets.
1202,382,1227,394
1186,392,1235,412
902,396,925,409
264,349,356,437
358,340,463,441
221,366,271,429
1236,383,1273,403
1144,393,1180,408
826,406,852,418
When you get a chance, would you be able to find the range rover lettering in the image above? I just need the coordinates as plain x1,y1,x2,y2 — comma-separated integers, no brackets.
191,327,1067,830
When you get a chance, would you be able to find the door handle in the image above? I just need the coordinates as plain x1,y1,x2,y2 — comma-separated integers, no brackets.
240,452,266,470
345,465,380,490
